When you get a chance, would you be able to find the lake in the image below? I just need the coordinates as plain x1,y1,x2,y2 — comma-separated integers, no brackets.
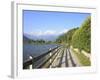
23,44,59,62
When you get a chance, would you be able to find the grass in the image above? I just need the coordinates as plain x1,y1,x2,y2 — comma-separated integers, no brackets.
72,49,91,66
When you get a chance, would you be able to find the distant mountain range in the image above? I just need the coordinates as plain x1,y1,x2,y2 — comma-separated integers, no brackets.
23,33,59,41
23,35,30,43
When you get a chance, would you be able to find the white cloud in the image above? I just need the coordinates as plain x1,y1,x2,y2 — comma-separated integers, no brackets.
30,30,56,36
44,30,56,35
59,29,68,34
29,29,69,36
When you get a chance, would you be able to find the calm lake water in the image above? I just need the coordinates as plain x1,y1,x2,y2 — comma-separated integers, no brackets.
23,44,59,62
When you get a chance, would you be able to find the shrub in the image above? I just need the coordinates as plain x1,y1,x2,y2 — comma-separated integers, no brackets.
71,16,91,53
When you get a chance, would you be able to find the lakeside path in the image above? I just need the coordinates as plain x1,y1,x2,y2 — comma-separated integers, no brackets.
50,47,82,68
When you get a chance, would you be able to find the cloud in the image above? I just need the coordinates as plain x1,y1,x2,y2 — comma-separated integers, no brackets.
59,29,68,34
29,29,69,36
43,30,56,35
30,30,56,36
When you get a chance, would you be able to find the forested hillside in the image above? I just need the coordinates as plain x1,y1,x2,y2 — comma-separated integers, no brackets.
72,16,91,53
56,16,91,53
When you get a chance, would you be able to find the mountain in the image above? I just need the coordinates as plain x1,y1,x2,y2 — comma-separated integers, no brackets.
24,33,58,41
23,35,30,43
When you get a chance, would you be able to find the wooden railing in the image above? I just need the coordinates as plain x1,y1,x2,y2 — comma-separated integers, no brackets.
23,46,61,69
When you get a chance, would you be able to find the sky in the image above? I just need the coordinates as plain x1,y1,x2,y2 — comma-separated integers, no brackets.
23,10,90,36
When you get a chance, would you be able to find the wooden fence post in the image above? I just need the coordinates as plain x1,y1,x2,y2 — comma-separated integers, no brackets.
29,56,33,69
49,48,52,68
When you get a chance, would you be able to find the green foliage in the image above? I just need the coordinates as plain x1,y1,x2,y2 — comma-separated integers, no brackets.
56,16,91,53
72,16,91,53
28,39,46,44
72,49,91,66
56,28,78,46
65,28,78,46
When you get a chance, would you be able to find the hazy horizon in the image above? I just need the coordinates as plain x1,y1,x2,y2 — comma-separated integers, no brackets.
23,10,90,41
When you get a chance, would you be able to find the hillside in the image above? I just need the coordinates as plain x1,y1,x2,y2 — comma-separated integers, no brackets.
56,16,91,53
72,16,91,53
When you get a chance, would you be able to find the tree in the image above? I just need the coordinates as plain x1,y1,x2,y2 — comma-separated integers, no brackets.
56,28,78,46
65,28,78,46
71,16,91,53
